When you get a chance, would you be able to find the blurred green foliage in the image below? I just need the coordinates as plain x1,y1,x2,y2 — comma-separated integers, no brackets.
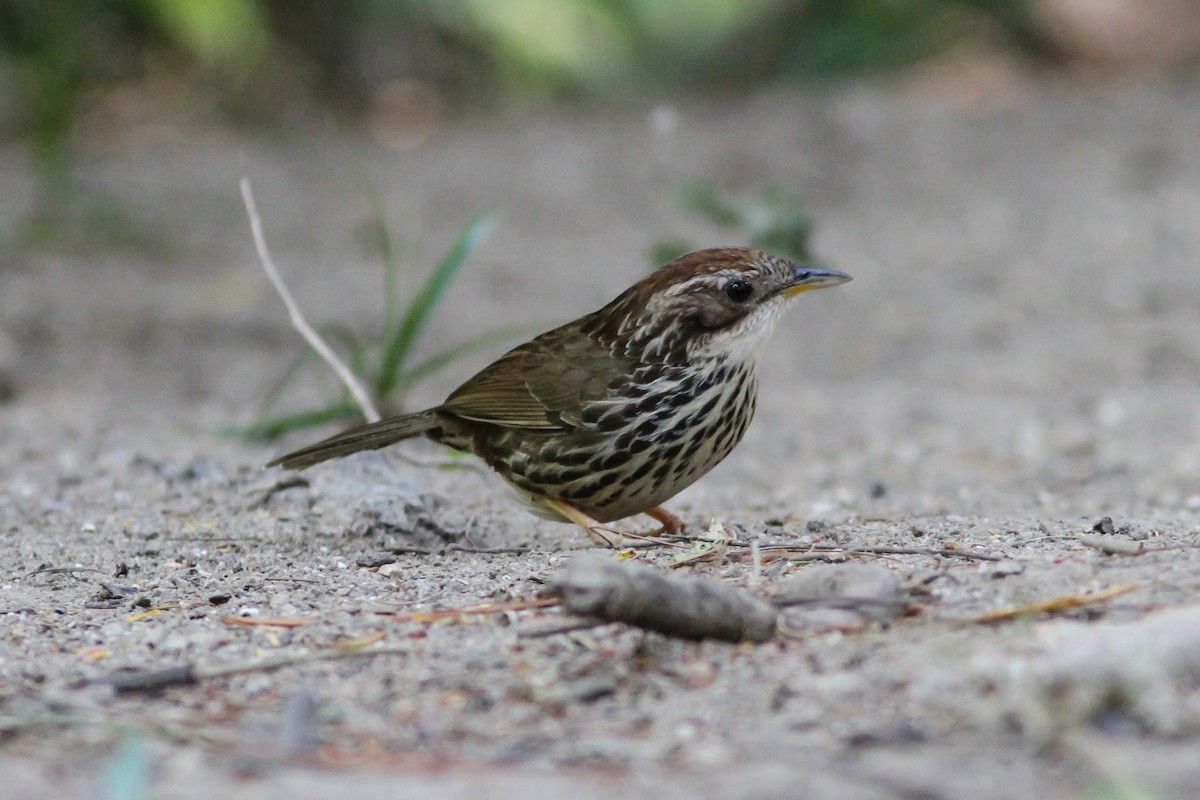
652,182,815,266
760,0,1046,78
150,0,270,64
0,0,269,198
385,0,1040,91
0,0,1043,215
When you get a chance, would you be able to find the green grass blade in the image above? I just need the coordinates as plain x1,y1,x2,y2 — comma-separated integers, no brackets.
365,186,402,331
220,401,362,441
394,323,533,389
376,211,495,398
319,323,374,380
256,323,373,420
256,349,316,418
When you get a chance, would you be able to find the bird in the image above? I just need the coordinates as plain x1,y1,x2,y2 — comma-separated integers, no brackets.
268,248,850,543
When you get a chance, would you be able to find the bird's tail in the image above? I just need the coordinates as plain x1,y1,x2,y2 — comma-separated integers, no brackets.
267,410,443,470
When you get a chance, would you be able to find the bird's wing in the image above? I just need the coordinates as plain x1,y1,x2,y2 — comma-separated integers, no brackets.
442,320,626,432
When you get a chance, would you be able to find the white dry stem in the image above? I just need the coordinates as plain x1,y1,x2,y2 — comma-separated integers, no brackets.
240,177,380,423
749,536,762,591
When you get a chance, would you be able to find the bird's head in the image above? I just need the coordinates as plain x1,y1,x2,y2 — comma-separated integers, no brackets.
593,247,850,364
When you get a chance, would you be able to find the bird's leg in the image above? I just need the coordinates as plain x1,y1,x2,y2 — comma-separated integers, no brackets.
536,498,623,547
643,506,686,537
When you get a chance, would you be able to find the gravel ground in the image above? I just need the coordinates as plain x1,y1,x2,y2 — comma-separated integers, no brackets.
2,79,1200,798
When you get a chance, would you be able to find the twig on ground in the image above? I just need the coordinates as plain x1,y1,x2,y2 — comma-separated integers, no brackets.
374,543,536,557
751,543,1003,562
1078,534,1145,556
380,546,437,556
445,544,535,555
517,616,607,638
377,596,557,623
23,566,107,580
616,529,690,550
240,176,379,423
969,583,1140,624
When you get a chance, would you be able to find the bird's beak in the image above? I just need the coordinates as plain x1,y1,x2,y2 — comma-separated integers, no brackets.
781,266,852,298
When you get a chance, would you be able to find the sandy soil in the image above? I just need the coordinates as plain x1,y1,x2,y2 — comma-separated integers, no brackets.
2,79,1200,798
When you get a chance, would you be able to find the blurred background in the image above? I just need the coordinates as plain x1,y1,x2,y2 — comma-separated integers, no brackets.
5,0,1200,230
2,0,1200,460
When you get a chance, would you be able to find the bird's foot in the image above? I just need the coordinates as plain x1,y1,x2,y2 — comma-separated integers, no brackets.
534,498,689,548
536,497,626,548
643,506,687,538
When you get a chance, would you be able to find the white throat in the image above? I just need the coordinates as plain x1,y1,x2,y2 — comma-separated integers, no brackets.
689,298,787,365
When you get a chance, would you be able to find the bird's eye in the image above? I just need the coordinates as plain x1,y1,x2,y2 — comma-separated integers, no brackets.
724,280,753,302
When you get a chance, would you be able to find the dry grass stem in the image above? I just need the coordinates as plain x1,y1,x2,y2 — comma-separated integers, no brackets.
240,176,380,423
971,583,1141,624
